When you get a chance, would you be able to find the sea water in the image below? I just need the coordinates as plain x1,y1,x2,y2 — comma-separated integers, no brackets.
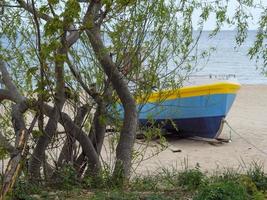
190,30,267,84
1,31,266,85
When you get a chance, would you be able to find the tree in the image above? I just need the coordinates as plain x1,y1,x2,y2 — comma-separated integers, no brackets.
0,0,266,198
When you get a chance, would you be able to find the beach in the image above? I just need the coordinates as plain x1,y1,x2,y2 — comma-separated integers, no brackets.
133,84,267,174
1,85,266,175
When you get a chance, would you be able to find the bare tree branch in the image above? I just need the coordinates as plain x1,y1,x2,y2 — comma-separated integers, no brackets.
40,103,101,175
0,60,24,103
66,27,81,48
0,89,14,102
57,104,91,167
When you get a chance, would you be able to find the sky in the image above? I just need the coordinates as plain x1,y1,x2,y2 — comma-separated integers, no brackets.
192,0,267,30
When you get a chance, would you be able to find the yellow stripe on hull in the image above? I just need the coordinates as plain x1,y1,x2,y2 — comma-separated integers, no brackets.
136,82,241,104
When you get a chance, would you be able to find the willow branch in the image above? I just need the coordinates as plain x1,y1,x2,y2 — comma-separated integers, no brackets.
16,0,51,21
0,60,24,103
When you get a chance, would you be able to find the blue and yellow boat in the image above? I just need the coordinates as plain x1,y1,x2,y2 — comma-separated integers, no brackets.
135,82,241,138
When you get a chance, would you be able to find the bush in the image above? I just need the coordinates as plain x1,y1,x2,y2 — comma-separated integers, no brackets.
215,169,241,182
247,162,267,191
207,170,265,200
91,191,174,200
53,164,80,190
144,193,173,200
193,180,248,200
83,165,115,189
131,176,159,191
11,179,41,200
91,191,139,200
177,168,205,190
239,175,265,200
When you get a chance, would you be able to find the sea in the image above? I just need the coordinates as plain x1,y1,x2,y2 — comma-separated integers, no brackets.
188,30,267,85
1,30,267,85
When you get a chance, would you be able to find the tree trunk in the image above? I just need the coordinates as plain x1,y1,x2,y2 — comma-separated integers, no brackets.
74,152,86,177
89,101,106,155
86,25,137,182
0,103,37,200
41,104,101,176
57,105,89,167
29,45,67,180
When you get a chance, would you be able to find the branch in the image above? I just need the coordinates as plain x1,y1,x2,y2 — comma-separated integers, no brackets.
16,0,51,21
19,98,101,174
84,2,137,181
17,0,91,49
0,103,37,200
17,0,80,47
57,104,91,166
41,103,101,173
66,26,81,48
0,132,15,154
0,89,15,102
65,55,101,103
0,60,24,103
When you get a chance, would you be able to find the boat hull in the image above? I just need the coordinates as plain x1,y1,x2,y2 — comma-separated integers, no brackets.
139,116,225,138
116,82,240,139
137,93,236,138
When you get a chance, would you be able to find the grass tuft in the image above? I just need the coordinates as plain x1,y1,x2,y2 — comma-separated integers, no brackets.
7,162,267,199
177,167,205,191
246,161,267,191
193,180,248,200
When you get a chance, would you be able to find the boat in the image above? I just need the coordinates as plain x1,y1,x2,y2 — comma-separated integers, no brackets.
134,81,241,138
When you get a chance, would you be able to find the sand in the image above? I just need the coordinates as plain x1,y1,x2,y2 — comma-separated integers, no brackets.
1,85,267,175
133,85,267,174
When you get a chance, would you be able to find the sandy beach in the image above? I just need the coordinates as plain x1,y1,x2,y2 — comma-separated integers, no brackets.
1,85,267,175
133,84,267,174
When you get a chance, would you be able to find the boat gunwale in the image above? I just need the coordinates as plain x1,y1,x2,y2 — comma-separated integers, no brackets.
136,82,241,104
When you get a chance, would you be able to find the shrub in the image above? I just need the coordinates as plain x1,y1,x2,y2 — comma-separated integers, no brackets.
11,179,41,200
193,180,248,200
216,169,241,182
239,175,258,196
208,170,265,200
91,191,139,200
131,175,159,191
144,193,173,200
247,162,267,191
91,191,174,200
53,164,80,190
177,168,205,190
83,164,116,189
